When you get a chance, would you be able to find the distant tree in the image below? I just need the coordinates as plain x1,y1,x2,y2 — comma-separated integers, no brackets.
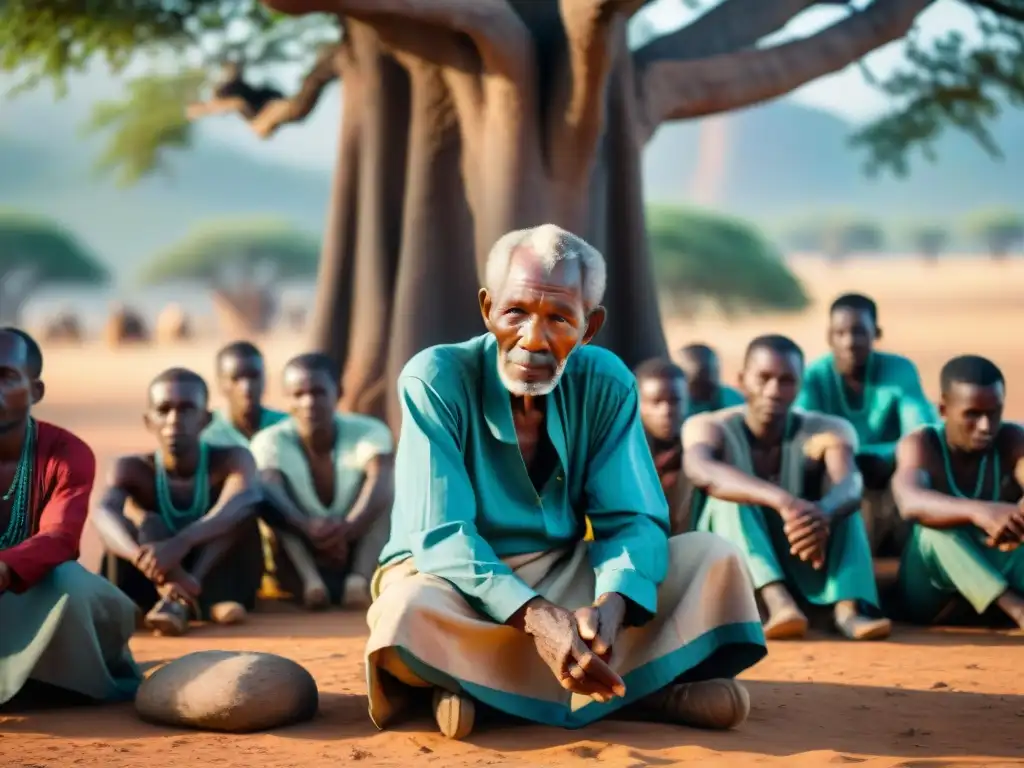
907,223,950,263
781,216,887,263
0,212,110,325
965,208,1024,260
647,206,809,319
140,220,320,333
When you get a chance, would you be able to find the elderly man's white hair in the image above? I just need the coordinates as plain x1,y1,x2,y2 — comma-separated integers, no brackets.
484,224,607,309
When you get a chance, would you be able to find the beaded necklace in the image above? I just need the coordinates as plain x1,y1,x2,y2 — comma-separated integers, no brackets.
155,441,211,533
831,353,875,419
937,424,1000,501
0,418,37,550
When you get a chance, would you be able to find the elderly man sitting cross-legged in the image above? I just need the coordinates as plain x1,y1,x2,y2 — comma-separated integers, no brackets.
364,224,766,740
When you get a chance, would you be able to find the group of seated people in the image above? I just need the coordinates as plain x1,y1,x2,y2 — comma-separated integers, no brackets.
2,223,1022,744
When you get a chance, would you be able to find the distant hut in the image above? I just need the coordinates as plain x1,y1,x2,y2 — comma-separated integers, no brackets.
41,310,84,344
103,303,150,347
155,303,192,344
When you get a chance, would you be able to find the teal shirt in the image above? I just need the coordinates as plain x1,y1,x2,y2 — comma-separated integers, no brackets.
201,407,289,448
380,333,670,625
795,351,936,461
686,385,745,418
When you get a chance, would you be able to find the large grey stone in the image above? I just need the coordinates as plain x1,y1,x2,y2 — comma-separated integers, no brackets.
135,650,319,732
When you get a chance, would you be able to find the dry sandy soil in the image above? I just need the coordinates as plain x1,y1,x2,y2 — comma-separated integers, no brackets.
4,257,1024,767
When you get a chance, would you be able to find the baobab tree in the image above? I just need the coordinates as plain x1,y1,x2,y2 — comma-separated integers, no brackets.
4,0,1023,424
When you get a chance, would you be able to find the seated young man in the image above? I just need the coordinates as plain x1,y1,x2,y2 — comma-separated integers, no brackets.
0,328,141,706
250,353,394,610
892,355,1024,628
677,343,744,418
635,357,690,533
796,293,936,554
94,368,265,636
202,341,288,448
684,334,891,641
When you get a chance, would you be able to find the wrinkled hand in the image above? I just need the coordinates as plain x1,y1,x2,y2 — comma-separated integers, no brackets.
525,602,626,703
974,502,1024,549
0,561,11,594
575,593,627,666
778,497,829,570
136,538,191,583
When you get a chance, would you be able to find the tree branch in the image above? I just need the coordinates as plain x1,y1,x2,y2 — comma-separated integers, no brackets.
637,0,937,137
633,0,819,67
970,0,1024,22
262,0,534,87
186,44,344,138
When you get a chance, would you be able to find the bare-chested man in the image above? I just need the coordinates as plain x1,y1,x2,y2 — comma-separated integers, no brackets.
635,357,689,533
677,343,744,418
94,368,265,636
251,353,394,610
684,335,891,641
892,355,1024,628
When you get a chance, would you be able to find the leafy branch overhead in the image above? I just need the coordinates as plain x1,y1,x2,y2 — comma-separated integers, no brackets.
2,1,1022,180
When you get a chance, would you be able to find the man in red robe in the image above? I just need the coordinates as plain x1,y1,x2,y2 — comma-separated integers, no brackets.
0,328,141,707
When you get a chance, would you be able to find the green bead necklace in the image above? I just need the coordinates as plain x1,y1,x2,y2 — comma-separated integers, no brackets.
831,353,875,419
155,441,211,533
0,418,37,550
937,424,1000,501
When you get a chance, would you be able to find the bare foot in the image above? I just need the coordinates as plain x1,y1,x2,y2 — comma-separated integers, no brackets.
995,589,1024,629
303,581,330,611
834,600,892,640
342,574,372,610
760,583,808,640
209,601,247,626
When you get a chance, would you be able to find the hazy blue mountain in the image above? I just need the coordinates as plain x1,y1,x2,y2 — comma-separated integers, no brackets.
3,81,1021,281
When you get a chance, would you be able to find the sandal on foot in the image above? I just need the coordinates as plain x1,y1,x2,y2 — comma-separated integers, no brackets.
644,678,751,730
433,688,475,740
835,613,892,641
763,607,809,640
145,597,191,636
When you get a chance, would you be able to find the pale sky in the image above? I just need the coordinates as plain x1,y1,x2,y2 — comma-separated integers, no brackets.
2,0,976,171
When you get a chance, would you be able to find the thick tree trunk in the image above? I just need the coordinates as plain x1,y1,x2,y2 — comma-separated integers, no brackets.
383,63,480,428
310,6,670,430
337,22,410,416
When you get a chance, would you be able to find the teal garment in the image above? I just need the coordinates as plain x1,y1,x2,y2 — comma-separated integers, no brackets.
0,562,141,705
695,411,879,608
897,424,1024,622
796,352,936,462
686,385,744,418
898,525,1024,621
201,407,288,449
380,333,670,625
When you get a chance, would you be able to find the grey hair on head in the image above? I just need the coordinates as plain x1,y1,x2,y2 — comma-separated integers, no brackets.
484,224,607,309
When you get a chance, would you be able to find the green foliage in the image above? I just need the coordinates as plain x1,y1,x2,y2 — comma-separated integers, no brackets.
0,0,339,182
83,71,206,187
140,219,321,285
646,206,809,317
0,211,110,283
964,207,1024,255
852,5,1024,176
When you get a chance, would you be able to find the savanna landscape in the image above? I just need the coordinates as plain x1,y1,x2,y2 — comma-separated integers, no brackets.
1,256,1021,768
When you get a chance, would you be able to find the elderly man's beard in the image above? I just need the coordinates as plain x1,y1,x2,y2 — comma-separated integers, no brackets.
498,342,578,397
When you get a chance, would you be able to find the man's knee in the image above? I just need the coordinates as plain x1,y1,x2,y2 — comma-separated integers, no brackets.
668,530,746,567
137,512,173,543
